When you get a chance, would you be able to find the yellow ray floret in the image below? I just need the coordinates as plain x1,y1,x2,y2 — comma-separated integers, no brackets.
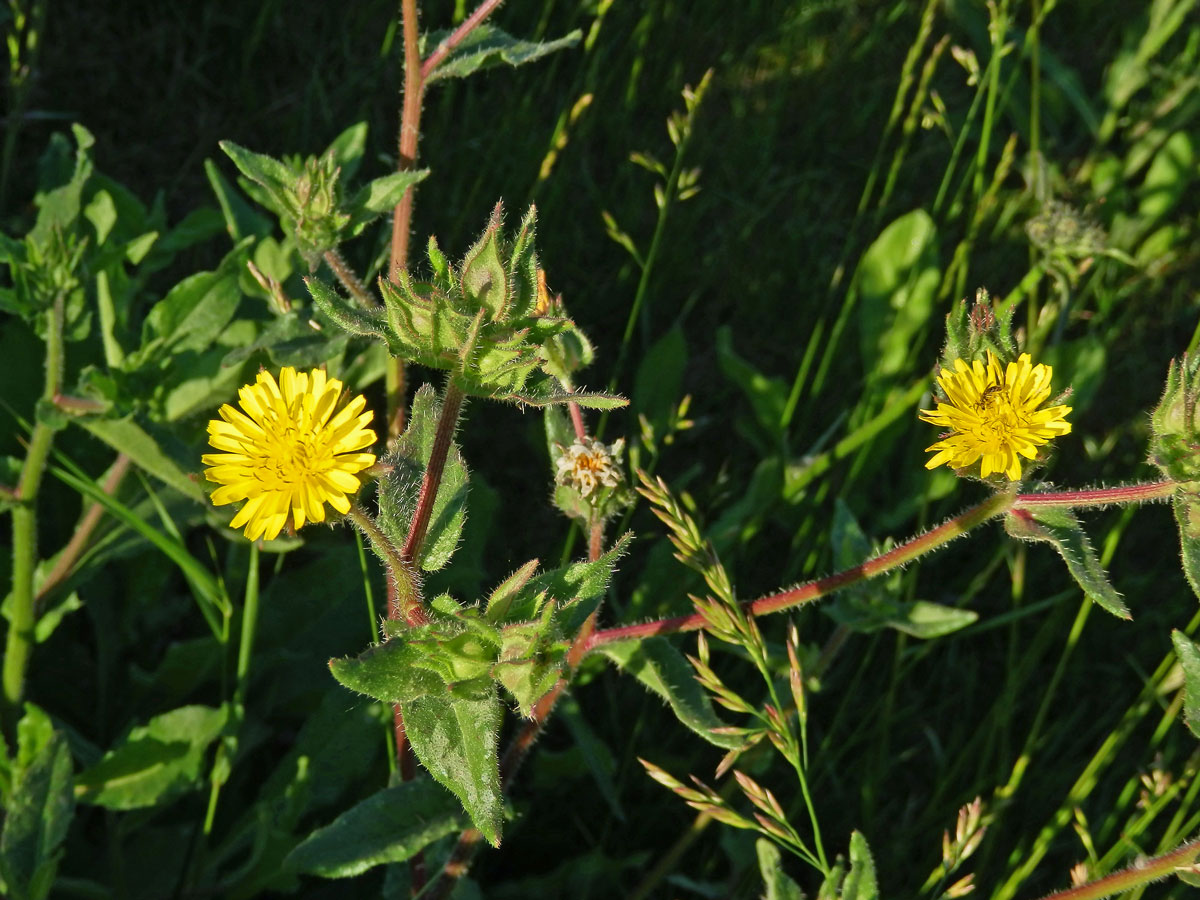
202,366,377,541
919,351,1071,481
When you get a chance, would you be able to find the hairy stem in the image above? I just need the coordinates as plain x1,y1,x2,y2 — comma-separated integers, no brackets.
322,248,373,307
587,491,1015,650
3,292,65,730
346,503,426,626
1033,837,1200,900
401,378,466,567
420,0,505,80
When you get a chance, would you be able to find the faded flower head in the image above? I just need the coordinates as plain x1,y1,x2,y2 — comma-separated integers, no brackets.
203,366,376,541
555,437,625,497
920,351,1072,481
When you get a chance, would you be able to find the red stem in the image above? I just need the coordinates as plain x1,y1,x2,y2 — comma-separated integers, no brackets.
420,0,506,80
1033,836,1200,900
1014,480,1175,508
568,400,587,441
401,379,466,566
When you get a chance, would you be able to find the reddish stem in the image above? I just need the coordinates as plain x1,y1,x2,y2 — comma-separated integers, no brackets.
401,379,466,566
1014,479,1175,508
568,401,587,441
420,0,506,80
1033,837,1200,900
587,492,1015,650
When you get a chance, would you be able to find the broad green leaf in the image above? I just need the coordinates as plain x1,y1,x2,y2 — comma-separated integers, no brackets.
30,124,94,245
219,140,296,213
424,25,582,85
378,384,469,572
221,312,349,371
140,242,248,357
325,120,368,182
757,839,804,900
285,779,465,878
347,169,430,231
404,689,504,846
599,637,741,750
0,705,74,900
1173,631,1200,740
1137,131,1194,225
1172,492,1200,601
1005,507,1130,619
79,416,205,503
75,705,227,809
329,639,446,705
843,831,879,900
854,208,939,379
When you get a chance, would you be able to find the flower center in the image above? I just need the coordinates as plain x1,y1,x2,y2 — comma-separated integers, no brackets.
974,388,1029,444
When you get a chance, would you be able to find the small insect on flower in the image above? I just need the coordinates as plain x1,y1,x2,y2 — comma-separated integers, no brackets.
919,350,1072,480
203,367,377,541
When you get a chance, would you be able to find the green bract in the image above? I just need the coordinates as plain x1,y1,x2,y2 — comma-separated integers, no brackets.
307,204,623,408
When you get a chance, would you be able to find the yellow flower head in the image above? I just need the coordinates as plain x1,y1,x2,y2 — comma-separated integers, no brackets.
919,351,1071,480
203,367,376,541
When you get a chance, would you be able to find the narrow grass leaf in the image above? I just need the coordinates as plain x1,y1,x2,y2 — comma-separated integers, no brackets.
79,417,204,503
285,779,464,878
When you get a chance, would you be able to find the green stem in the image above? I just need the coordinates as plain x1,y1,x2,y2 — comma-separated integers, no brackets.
4,292,65,728
1033,837,1200,900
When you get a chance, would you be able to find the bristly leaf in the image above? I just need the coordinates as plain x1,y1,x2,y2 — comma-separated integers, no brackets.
757,839,804,900
1005,506,1130,619
305,276,391,344
1173,490,1200,601
403,688,504,847
513,534,631,632
1172,630,1200,739
843,831,879,900
423,25,582,85
218,140,296,216
485,559,541,623
0,705,74,900
285,779,465,878
345,169,430,234
377,384,469,572
599,637,742,750
329,638,447,705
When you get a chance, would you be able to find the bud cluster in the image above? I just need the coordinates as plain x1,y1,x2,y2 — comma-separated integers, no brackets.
1150,355,1200,483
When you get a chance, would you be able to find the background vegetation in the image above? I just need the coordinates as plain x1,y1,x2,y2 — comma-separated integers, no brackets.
3,0,1200,896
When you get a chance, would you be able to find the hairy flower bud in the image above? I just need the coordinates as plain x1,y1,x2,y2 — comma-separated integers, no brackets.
1149,355,1200,482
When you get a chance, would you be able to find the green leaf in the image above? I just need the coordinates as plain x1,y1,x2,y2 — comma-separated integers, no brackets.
1172,631,1200,740
424,25,582,85
634,327,687,431
346,169,430,231
378,384,469,572
518,535,630,632
1172,491,1200,601
843,831,879,900
329,638,446,705
79,416,205,503
404,689,504,846
0,706,74,900
485,558,540,623
140,242,248,357
716,327,787,447
285,778,465,878
305,276,391,346
854,209,939,379
599,637,741,750
219,140,297,214
1005,507,1130,619
325,120,368,182
203,158,272,242
75,705,227,809
757,839,804,900
459,214,509,319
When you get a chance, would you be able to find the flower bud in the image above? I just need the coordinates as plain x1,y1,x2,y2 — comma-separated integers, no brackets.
1149,355,1200,482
